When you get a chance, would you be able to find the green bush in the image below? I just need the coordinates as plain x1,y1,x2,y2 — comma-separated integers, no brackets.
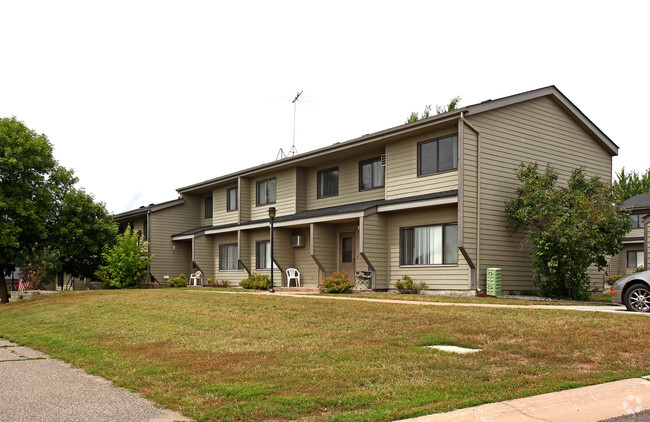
167,274,188,288
607,274,623,284
394,275,428,294
206,277,231,288
635,266,645,273
319,271,354,294
96,226,152,289
240,273,270,290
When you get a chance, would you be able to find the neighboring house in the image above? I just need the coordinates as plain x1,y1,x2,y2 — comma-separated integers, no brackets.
115,86,618,295
610,193,650,276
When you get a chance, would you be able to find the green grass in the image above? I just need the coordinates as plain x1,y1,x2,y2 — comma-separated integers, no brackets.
328,292,614,306
0,289,646,421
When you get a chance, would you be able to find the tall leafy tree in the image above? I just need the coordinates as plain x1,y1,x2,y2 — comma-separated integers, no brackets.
406,96,461,123
613,167,650,202
505,164,630,300
0,117,116,302
50,188,117,284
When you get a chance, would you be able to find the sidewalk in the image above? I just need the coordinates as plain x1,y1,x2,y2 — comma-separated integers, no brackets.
0,339,190,422
397,377,650,422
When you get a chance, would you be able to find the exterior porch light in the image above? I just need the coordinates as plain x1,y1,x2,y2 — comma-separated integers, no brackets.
268,207,276,293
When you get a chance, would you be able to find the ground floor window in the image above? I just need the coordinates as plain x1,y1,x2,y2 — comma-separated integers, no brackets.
256,240,278,269
627,250,644,269
400,223,458,265
219,244,241,270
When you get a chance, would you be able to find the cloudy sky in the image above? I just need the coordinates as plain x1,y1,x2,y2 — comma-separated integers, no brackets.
2,1,648,213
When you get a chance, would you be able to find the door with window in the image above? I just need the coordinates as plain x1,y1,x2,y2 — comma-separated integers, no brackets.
339,232,355,277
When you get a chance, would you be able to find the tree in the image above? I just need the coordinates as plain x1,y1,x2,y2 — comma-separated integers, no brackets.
50,188,117,285
613,167,650,202
505,164,630,300
0,117,75,302
0,117,116,302
435,95,462,115
406,96,461,123
96,226,152,289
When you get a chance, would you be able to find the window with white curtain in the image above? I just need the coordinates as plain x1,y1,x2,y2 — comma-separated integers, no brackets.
400,223,458,265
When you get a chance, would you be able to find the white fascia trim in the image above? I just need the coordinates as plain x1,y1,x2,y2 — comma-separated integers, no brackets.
171,235,194,241
377,196,458,213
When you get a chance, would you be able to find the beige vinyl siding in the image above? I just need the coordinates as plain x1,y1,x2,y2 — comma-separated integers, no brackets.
239,177,251,223
293,230,319,286
131,218,144,233
193,235,214,278
296,167,307,213
212,185,238,226
215,232,247,281
460,122,478,273
250,168,297,221
387,205,469,290
238,230,252,274
305,155,385,210
149,198,200,282
360,213,388,289
628,227,645,239
609,252,622,277
466,95,613,292
385,127,459,200
646,224,649,270
311,223,338,279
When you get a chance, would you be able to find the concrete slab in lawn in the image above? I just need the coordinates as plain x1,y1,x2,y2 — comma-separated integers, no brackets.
426,345,481,354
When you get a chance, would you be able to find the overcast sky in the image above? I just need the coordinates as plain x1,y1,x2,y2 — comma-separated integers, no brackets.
2,1,648,214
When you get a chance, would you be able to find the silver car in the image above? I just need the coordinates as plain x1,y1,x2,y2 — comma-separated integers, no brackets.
610,270,650,313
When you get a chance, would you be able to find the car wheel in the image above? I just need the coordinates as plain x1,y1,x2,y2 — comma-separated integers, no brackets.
623,283,650,313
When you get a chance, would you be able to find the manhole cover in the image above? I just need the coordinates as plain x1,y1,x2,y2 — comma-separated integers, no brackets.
426,345,481,354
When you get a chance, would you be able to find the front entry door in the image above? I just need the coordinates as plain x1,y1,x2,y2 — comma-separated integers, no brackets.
339,232,355,277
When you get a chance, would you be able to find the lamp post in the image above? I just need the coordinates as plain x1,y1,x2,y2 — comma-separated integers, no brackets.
268,207,276,293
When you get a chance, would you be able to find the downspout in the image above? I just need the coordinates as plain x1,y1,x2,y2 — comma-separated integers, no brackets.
146,210,152,281
460,112,482,292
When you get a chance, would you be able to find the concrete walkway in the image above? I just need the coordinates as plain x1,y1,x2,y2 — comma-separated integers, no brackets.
0,339,190,422
397,377,650,422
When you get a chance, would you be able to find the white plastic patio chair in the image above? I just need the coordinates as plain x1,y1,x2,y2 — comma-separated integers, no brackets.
286,268,301,287
189,270,203,286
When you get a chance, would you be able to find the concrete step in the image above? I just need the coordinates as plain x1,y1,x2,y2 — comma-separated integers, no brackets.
273,287,320,293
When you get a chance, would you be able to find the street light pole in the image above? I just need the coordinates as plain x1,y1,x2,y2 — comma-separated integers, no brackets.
268,207,276,293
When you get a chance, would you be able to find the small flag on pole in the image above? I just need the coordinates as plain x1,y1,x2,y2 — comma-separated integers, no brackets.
17,278,30,291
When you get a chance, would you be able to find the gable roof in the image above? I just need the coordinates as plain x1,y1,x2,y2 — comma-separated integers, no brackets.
114,198,184,220
176,85,617,195
623,193,650,210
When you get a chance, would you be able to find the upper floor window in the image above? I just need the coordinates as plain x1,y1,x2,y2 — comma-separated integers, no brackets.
227,187,238,212
256,178,276,206
400,223,458,266
418,134,458,176
359,157,385,191
317,167,339,198
219,244,242,270
630,214,644,229
627,250,644,269
204,196,213,219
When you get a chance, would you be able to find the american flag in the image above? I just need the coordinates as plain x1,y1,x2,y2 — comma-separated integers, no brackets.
17,279,31,291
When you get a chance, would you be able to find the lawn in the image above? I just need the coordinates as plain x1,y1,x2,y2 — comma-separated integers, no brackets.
0,289,647,421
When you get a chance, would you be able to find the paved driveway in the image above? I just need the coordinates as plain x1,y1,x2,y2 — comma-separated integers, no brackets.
0,339,190,422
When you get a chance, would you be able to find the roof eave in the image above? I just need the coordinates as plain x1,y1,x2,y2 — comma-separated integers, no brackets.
465,85,618,156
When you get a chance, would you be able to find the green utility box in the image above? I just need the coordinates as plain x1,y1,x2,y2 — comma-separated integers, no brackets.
486,268,502,296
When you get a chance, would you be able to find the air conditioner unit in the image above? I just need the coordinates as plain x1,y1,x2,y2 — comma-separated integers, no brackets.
290,235,304,247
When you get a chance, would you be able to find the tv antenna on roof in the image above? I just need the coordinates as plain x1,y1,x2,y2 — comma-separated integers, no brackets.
276,90,302,160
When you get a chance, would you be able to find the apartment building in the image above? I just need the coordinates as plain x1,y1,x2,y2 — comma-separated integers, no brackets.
609,193,650,276
114,86,618,294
